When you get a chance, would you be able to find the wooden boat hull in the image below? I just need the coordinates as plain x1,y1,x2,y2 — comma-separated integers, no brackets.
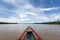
18,26,42,40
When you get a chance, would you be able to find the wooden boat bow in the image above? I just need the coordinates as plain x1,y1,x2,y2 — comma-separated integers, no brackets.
18,26,42,40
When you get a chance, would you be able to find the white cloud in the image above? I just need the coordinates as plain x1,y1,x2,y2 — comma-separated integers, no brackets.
24,12,38,16
19,12,28,18
16,9,38,18
1,0,60,12
3,0,28,7
50,13,60,21
35,13,50,21
0,16,31,23
40,7,60,11
0,0,60,23
21,18,30,21
0,17,20,23
3,0,16,4
23,4,34,9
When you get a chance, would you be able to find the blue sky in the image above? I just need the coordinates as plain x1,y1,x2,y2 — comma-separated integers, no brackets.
0,0,60,23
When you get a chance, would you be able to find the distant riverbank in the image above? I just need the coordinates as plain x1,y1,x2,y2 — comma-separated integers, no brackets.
0,22,18,24
0,21,60,24
34,21,60,24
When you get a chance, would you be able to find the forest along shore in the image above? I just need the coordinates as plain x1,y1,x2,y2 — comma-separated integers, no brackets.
0,22,18,24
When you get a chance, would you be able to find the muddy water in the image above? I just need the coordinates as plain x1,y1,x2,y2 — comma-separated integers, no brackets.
0,24,60,40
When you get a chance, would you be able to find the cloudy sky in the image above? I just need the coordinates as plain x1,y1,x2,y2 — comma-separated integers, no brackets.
0,0,60,23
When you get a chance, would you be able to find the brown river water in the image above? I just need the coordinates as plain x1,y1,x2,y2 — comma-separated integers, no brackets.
0,24,60,40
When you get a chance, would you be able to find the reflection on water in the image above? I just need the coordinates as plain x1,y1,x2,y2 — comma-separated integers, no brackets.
0,24,60,40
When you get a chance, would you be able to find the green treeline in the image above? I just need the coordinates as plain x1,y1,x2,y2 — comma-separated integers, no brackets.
0,22,18,24
41,22,60,24
34,21,60,24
